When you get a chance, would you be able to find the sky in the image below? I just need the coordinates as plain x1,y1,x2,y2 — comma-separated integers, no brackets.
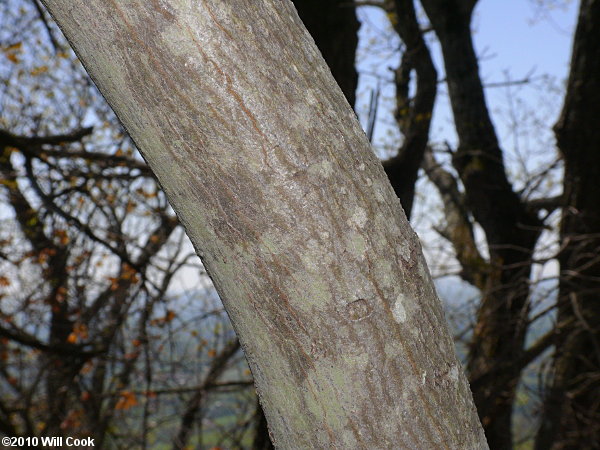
474,0,577,80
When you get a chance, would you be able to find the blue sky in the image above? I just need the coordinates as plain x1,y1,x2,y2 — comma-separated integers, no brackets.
474,0,577,81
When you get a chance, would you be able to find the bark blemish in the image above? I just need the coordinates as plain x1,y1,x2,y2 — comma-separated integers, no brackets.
345,298,372,321
310,340,328,359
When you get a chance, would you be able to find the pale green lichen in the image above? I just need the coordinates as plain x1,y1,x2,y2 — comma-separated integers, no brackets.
348,206,368,229
303,376,344,431
349,233,367,258
300,241,333,273
307,159,333,177
373,259,394,289
293,274,332,312
373,184,387,203
302,360,363,447
392,293,407,323
258,234,280,254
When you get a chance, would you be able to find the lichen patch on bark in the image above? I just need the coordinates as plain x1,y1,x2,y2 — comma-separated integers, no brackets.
392,293,408,323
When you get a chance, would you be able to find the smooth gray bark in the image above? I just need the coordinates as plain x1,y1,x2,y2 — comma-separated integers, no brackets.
40,1,487,448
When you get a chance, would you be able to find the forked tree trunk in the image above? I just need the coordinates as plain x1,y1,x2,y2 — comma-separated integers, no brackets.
40,1,487,448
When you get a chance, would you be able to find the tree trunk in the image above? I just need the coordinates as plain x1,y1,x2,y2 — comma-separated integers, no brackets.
40,1,487,448
536,1,600,448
